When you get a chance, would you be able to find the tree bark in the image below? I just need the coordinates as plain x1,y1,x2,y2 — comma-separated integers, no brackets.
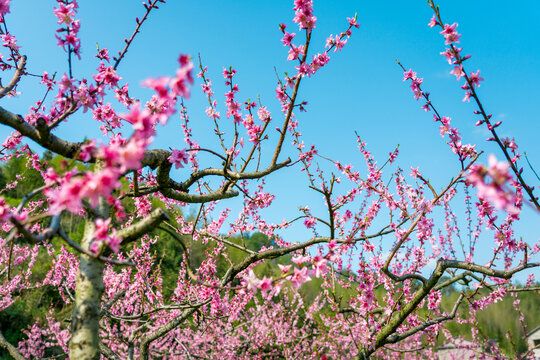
69,218,104,360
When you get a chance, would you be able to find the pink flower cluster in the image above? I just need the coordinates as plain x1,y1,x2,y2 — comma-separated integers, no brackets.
54,0,81,60
0,0,9,16
467,155,520,214
402,68,476,161
429,17,483,102
293,0,316,31
141,54,194,125
223,67,243,124
90,218,122,253
403,68,424,100
0,196,11,223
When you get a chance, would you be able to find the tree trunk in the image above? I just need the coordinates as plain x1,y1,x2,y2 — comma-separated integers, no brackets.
69,218,104,359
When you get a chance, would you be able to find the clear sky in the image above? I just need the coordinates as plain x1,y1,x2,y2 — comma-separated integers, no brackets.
1,0,539,281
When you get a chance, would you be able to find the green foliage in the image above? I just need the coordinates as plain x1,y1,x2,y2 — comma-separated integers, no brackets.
436,287,540,355
0,152,44,199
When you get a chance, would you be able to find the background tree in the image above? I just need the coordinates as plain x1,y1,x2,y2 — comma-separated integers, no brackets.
0,0,538,359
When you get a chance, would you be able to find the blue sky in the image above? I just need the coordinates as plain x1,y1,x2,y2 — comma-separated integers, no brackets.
1,0,539,280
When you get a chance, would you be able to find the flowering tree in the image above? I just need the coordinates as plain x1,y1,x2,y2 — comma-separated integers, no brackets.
0,0,538,359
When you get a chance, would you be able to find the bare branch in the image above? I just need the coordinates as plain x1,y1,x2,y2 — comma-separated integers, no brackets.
385,294,464,345
439,259,539,280
0,55,26,99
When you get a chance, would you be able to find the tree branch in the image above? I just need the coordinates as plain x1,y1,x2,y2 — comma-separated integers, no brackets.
116,208,169,244
0,329,26,360
0,55,26,99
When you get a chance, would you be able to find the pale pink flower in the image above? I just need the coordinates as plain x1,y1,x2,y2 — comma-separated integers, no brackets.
290,267,311,289
427,15,438,28
278,264,292,275
94,218,111,240
243,269,259,293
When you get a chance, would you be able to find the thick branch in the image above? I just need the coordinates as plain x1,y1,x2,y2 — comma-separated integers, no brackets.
116,208,169,244
0,106,83,158
0,329,26,360
138,306,201,360
439,259,539,279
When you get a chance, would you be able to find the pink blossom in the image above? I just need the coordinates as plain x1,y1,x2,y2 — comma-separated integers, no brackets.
468,70,484,88
0,0,10,15
79,140,95,162
168,148,189,169
440,48,454,64
278,264,292,274
106,230,122,253
141,76,171,99
293,0,316,31
312,256,328,278
84,169,120,206
1,34,19,52
450,65,465,80
347,17,360,28
303,216,317,229
281,31,295,46
290,267,311,288
117,139,145,171
123,102,155,137
440,23,461,45
403,69,417,81
243,269,259,293
170,54,194,98
427,15,438,28
292,254,311,265
0,196,11,223
94,218,111,240
54,2,75,24
95,48,110,61
467,154,520,214
94,63,121,88
257,276,273,295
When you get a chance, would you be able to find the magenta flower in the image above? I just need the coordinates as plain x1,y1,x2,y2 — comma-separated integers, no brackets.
468,70,484,88
347,17,360,28
281,31,295,46
94,218,111,240
449,65,465,80
0,196,11,223
257,276,273,296
141,76,171,99
440,23,461,45
106,230,122,253
402,69,417,81
168,148,189,169
0,0,10,16
303,216,317,229
312,256,328,278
